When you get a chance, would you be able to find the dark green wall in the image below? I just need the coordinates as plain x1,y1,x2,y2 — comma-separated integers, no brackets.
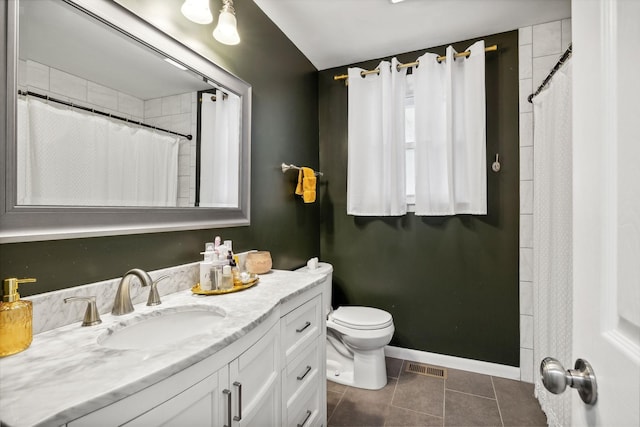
318,31,520,366
0,0,320,296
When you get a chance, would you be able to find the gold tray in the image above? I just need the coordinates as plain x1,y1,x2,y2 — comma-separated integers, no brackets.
191,278,259,295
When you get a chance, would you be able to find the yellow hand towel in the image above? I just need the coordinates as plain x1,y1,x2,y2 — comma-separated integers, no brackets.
295,167,316,203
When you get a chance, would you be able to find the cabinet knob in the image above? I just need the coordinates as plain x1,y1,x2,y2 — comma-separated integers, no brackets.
297,409,312,427
222,389,231,427
297,365,312,381
233,381,242,421
296,321,311,333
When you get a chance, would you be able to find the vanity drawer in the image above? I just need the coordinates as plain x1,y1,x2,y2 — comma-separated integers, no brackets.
281,295,321,364
283,339,320,406
285,374,321,427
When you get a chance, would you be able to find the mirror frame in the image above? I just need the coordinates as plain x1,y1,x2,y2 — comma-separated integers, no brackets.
0,0,251,243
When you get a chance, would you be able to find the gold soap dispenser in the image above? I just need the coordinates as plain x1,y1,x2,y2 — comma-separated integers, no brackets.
0,278,36,357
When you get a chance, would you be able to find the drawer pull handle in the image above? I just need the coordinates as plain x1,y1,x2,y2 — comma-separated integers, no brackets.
223,389,232,427
233,381,242,421
296,321,311,333
297,365,312,381
297,409,312,427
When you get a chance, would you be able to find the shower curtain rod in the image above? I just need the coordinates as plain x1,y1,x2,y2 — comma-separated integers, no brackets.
528,44,572,103
18,90,193,140
333,44,498,81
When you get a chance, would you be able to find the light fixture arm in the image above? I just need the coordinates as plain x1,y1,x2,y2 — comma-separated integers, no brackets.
220,0,236,15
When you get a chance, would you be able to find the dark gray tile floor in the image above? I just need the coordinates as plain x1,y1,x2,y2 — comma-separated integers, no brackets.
327,357,547,427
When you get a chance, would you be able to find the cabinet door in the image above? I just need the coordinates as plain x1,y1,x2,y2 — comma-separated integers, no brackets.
124,368,224,427
230,322,281,426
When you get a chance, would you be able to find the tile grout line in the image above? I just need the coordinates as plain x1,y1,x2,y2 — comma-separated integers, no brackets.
491,376,506,427
442,370,447,423
384,360,404,426
387,404,445,423
443,388,499,402
326,383,347,423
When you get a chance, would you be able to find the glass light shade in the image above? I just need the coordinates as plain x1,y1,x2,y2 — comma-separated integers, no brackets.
181,0,213,25
213,11,240,45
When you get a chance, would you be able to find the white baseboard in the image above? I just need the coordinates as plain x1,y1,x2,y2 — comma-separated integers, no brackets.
384,345,521,380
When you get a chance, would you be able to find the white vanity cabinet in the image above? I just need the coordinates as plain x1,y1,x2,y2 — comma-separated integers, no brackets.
224,318,280,426
280,291,326,427
123,319,280,427
65,284,326,427
68,313,280,427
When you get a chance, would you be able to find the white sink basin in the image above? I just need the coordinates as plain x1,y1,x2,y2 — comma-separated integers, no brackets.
98,306,226,350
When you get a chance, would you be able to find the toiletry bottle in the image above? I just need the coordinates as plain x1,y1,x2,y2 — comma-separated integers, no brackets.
227,250,234,266
221,265,233,290
211,265,223,290
0,278,36,357
231,255,242,286
199,251,214,291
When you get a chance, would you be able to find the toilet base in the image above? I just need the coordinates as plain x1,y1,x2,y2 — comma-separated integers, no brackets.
326,340,388,390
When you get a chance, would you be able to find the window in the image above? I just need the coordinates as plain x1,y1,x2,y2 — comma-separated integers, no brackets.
405,74,416,211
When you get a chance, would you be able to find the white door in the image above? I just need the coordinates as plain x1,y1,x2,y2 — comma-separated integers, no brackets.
572,0,640,425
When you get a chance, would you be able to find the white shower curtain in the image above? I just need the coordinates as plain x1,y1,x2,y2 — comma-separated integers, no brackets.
347,58,407,216
413,40,487,215
200,90,241,207
18,98,179,207
532,59,573,427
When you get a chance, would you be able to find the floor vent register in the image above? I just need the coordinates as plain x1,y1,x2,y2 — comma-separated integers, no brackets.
405,362,448,379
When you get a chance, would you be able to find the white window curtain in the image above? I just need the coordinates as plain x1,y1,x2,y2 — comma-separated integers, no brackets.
17,98,179,207
200,90,241,208
413,40,487,215
347,59,407,216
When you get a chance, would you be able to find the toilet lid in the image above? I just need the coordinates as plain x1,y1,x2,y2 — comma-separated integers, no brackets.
330,306,393,330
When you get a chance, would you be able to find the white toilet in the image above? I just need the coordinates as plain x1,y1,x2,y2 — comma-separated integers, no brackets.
297,262,395,390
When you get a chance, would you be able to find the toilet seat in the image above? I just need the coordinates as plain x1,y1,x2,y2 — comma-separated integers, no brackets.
330,306,393,330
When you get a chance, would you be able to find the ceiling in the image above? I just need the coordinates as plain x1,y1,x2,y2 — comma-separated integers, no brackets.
253,0,571,70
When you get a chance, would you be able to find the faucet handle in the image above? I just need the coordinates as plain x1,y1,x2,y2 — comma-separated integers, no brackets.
64,296,102,326
147,275,169,306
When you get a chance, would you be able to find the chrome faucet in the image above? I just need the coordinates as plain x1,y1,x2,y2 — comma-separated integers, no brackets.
111,268,153,315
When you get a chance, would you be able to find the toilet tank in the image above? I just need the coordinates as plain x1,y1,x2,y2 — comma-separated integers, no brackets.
296,262,333,316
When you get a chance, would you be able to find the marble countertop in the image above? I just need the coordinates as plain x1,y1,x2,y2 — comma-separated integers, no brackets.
0,269,321,427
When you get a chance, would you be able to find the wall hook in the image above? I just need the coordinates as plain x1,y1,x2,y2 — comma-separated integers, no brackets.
491,154,501,172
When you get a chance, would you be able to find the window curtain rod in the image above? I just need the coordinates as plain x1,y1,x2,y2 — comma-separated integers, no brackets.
528,44,572,103
18,90,193,140
333,44,498,82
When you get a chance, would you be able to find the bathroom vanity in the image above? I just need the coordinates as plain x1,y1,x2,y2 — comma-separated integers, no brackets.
0,269,326,427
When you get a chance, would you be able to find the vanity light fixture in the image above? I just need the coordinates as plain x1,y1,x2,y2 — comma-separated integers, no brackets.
181,0,213,25
213,0,240,45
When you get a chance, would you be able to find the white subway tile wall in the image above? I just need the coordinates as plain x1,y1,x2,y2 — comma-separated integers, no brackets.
518,18,571,382
519,281,534,316
145,93,197,207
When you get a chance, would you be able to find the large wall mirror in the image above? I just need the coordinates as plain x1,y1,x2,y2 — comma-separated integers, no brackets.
0,0,251,242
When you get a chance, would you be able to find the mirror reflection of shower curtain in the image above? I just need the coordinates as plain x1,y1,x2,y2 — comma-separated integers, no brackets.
199,90,240,207
17,98,179,207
